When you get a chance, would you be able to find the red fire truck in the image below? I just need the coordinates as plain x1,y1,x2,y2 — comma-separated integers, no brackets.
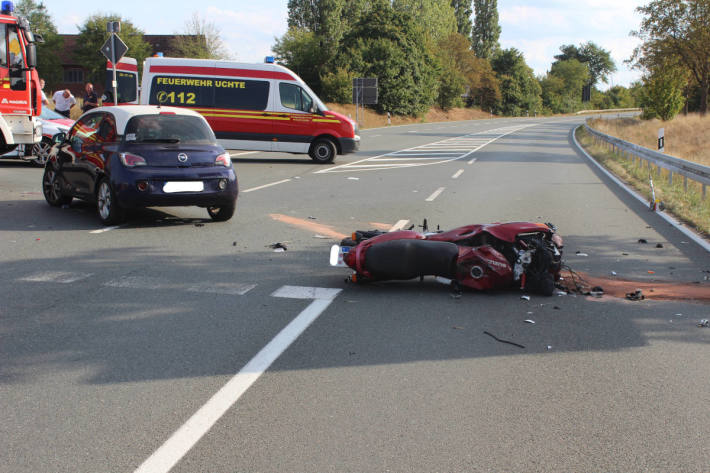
0,0,42,154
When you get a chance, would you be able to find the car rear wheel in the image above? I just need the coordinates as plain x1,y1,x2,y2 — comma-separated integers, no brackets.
309,138,336,164
207,203,235,221
96,178,124,225
42,164,72,207
31,137,53,167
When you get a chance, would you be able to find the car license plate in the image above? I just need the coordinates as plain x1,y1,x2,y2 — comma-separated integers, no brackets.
163,181,204,193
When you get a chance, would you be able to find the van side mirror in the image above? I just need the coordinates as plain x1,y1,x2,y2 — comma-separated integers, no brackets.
52,132,66,144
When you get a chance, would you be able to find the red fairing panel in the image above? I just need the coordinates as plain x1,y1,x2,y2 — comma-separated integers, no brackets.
430,222,551,243
456,245,513,290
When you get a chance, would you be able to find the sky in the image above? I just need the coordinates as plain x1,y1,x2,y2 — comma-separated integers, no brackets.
46,0,646,89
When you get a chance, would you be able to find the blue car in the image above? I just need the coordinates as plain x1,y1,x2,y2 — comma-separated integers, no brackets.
42,105,238,224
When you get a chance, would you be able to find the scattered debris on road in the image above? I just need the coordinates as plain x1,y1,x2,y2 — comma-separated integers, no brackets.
268,242,288,252
521,295,531,301
698,319,709,328
626,289,645,301
524,319,535,324
483,331,525,349
638,238,648,244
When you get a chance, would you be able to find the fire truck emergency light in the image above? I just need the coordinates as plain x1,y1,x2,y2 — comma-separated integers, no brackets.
1,1,14,14
264,56,275,64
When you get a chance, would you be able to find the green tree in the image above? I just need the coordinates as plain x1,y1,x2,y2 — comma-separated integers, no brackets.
640,65,688,120
491,48,542,115
393,0,458,43
541,58,589,113
450,0,473,38
320,67,353,103
171,12,230,59
336,3,438,116
553,42,616,87
472,0,500,59
15,0,63,90
436,33,500,110
630,0,710,114
272,28,323,94
74,14,151,86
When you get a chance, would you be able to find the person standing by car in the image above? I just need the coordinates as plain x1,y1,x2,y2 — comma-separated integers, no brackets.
82,82,98,112
39,78,49,106
52,89,76,118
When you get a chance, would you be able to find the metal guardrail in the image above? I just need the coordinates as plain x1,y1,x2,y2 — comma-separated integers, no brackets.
583,122,710,199
576,108,641,115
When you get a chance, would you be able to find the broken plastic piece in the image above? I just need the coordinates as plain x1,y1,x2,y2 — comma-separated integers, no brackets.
656,243,664,248
611,271,617,276
575,251,589,257
524,319,535,324
638,238,648,244
698,319,709,328
626,289,645,301
589,286,604,297
269,242,288,251
521,295,531,301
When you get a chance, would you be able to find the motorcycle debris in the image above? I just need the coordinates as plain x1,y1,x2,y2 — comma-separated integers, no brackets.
638,238,648,244
308,216,317,219
656,243,664,248
588,286,604,298
698,319,709,328
313,234,329,239
611,271,617,276
524,319,535,324
626,289,645,301
232,241,237,246
575,251,589,257
546,345,553,351
556,290,567,296
483,331,525,349
268,242,288,251
521,295,531,301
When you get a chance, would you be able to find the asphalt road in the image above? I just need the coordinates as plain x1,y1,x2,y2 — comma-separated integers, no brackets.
1,116,709,473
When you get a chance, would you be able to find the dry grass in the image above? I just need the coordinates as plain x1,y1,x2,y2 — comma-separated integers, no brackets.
326,103,494,129
576,126,710,237
587,114,710,166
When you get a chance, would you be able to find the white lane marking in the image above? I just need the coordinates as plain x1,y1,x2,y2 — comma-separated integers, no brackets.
370,134,381,138
389,219,409,232
426,187,446,202
317,124,535,174
20,271,93,284
90,226,120,234
468,157,477,165
242,179,291,193
185,283,257,296
229,151,257,157
104,276,257,296
452,169,464,179
134,285,342,473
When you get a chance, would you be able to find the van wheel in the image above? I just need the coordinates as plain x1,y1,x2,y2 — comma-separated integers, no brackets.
309,138,336,164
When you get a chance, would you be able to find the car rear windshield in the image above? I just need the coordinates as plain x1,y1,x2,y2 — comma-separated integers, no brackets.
124,114,216,144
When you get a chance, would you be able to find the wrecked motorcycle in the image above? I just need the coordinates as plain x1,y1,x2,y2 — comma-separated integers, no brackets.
330,221,564,296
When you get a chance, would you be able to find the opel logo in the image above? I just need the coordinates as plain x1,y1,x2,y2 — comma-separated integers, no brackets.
177,153,188,163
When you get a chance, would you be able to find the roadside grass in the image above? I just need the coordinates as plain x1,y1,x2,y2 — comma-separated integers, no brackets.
576,126,710,238
587,114,710,166
326,103,494,129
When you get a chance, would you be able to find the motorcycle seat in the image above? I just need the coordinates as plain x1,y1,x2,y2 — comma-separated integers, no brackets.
364,239,458,280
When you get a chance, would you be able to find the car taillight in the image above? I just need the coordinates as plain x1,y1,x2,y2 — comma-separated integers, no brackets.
215,153,231,167
120,152,147,167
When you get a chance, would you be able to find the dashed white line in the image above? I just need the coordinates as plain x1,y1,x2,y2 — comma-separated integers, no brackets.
452,169,464,179
468,157,477,165
426,187,446,202
133,285,341,473
242,178,291,193
389,219,410,232
20,271,93,283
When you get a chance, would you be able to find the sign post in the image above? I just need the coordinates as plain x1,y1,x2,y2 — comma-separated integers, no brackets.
657,128,665,153
352,78,378,129
101,22,128,105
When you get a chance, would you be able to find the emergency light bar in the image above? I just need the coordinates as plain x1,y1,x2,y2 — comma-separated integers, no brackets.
264,56,275,64
1,1,14,15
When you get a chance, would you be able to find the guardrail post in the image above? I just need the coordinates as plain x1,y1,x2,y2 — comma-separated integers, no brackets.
668,171,673,186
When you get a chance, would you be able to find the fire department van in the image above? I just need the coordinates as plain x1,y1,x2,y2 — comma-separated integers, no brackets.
138,56,359,163
102,57,139,105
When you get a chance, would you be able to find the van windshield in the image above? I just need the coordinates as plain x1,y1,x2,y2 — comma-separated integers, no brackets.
124,115,216,144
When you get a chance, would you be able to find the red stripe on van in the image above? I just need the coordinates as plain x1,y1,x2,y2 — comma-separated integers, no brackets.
107,61,138,71
148,65,295,81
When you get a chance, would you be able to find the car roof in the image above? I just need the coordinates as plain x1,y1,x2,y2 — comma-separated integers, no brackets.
79,105,205,134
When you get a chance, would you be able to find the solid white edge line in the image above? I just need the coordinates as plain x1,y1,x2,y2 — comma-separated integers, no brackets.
426,187,446,202
571,126,710,253
133,286,341,473
389,219,409,232
242,179,291,193
452,169,464,179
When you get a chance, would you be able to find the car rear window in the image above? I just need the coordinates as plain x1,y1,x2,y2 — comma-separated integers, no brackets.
124,114,216,144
